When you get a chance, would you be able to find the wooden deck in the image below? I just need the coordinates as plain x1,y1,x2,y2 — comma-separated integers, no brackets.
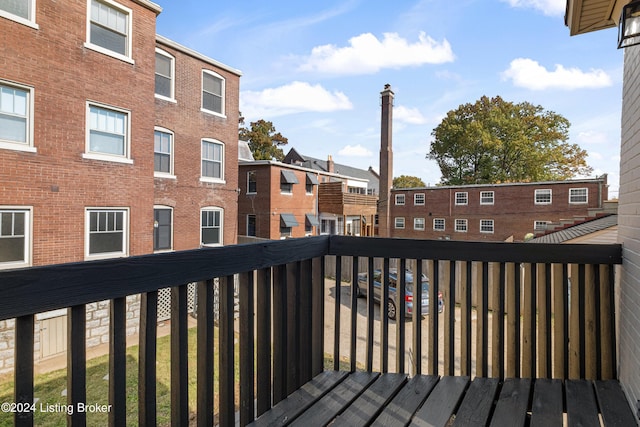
250,371,636,427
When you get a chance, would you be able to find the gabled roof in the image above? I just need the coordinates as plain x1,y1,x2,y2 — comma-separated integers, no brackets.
528,214,618,244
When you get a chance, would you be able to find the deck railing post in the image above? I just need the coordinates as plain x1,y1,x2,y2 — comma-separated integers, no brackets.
14,315,34,427
196,279,215,427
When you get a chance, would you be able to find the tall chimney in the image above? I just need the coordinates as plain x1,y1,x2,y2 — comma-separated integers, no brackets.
378,84,394,238
327,155,334,173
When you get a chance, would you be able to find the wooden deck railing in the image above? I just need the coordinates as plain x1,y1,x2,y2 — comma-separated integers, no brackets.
0,235,622,426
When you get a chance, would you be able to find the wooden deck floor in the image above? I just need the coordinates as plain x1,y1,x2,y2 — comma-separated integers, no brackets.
249,371,637,427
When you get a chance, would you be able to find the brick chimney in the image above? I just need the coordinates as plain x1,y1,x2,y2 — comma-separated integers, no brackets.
327,155,335,173
378,84,394,237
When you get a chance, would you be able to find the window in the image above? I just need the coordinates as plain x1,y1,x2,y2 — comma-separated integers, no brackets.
480,219,494,233
153,207,172,251
202,70,225,116
535,189,552,205
394,217,405,229
0,82,34,152
414,193,425,206
395,194,405,205
201,139,224,181
280,213,297,239
306,173,318,194
86,0,132,61
0,0,37,28
534,221,550,231
433,218,445,231
0,208,30,269
247,171,257,194
455,192,468,205
201,208,223,246
86,208,128,259
85,103,130,162
321,219,335,235
455,219,468,232
305,214,319,236
569,188,588,204
480,191,494,205
280,170,298,194
155,49,174,100
414,217,425,231
247,214,256,237
154,128,173,176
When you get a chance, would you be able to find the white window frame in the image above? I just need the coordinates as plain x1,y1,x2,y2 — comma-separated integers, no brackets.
200,139,225,183
153,205,173,252
480,219,494,234
154,127,175,178
569,188,588,204
414,193,425,206
0,80,36,153
201,207,223,247
201,69,226,117
247,170,257,194
85,208,129,260
455,219,468,233
0,207,32,270
395,194,405,205
534,220,550,231
480,191,494,205
83,101,132,164
154,48,175,102
394,217,405,229
433,218,445,231
414,217,425,231
84,0,133,64
0,0,38,29
535,189,552,205
455,192,468,206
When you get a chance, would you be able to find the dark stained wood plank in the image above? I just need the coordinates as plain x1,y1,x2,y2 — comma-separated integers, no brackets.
594,380,637,427
67,304,87,426
565,380,599,427
273,265,287,404
249,370,348,427
240,272,256,427
530,379,563,427
290,371,379,426
396,258,406,373
219,276,236,426
286,262,301,395
489,378,532,427
256,268,272,416
14,315,34,427
380,258,390,373
170,285,189,427
350,256,359,373
311,257,325,376
410,375,470,427
334,256,342,371
108,297,126,426
371,375,439,427
138,291,157,426
197,280,215,427
331,373,408,426
299,259,313,384
452,377,499,426
366,257,375,372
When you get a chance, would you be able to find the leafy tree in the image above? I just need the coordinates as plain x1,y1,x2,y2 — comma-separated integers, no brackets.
427,96,592,185
393,175,426,188
239,116,288,161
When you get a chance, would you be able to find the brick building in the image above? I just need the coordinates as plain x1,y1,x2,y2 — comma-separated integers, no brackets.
0,0,240,366
388,177,609,242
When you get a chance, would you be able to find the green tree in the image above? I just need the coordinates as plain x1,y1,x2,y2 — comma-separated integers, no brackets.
239,116,288,161
393,175,426,188
427,96,592,185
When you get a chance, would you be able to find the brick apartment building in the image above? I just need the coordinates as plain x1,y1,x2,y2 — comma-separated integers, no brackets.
0,0,240,366
388,177,609,242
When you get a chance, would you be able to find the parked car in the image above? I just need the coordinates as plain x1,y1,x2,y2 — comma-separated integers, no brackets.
356,268,444,320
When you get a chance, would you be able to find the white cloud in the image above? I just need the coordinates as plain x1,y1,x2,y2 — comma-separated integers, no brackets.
338,144,373,157
298,32,454,75
501,0,565,16
577,131,609,145
241,81,353,118
394,105,428,125
588,151,603,161
501,58,612,90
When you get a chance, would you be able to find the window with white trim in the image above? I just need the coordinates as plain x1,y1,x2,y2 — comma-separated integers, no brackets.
534,221,550,231
455,192,468,205
480,191,494,205
155,49,175,100
86,103,130,161
201,208,223,246
202,70,225,116
395,194,405,205
247,171,257,194
394,217,405,229
201,139,224,181
86,0,132,61
414,217,425,230
414,193,425,205
455,219,467,232
86,208,128,259
154,128,173,176
569,188,588,204
0,0,37,28
535,189,552,205
247,214,256,237
0,81,34,151
0,208,31,269
153,207,172,251
480,219,494,233
433,218,445,231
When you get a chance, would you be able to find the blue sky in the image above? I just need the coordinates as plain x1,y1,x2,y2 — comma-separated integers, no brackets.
155,0,623,197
